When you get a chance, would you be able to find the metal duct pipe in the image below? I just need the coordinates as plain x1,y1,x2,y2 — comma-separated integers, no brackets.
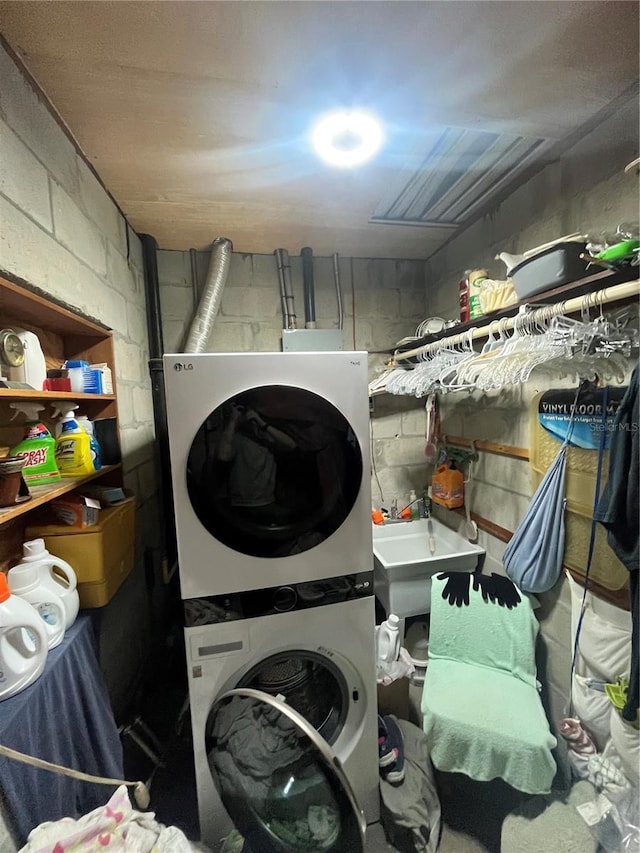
332,252,344,331
301,247,317,329
184,237,233,353
274,248,297,330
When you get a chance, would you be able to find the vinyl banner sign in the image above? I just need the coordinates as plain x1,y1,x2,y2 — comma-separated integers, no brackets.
539,387,627,449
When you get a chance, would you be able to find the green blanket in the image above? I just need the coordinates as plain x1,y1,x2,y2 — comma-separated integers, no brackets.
421,574,556,794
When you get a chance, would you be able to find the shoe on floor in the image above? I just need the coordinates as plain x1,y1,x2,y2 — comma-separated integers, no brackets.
378,714,405,784
378,714,397,769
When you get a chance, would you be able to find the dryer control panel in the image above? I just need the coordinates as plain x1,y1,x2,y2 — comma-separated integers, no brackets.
184,571,374,627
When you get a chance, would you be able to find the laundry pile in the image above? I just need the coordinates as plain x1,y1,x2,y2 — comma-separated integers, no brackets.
209,695,304,802
209,695,342,850
18,785,206,853
378,716,441,853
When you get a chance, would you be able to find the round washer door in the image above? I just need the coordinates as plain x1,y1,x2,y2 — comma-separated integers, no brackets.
205,688,365,853
186,385,363,559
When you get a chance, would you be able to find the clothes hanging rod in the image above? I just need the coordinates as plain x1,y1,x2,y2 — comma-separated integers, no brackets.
395,279,640,362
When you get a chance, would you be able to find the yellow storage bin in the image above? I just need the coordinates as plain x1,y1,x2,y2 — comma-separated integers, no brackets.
26,496,136,608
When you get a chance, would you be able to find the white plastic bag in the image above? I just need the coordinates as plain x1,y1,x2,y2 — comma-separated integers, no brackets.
376,646,415,686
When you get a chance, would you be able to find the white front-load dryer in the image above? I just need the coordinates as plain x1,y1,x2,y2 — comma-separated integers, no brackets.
185,575,380,850
164,351,371,599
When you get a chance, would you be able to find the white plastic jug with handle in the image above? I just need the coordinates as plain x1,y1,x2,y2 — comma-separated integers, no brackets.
18,539,79,629
376,614,401,664
7,561,66,649
0,573,48,701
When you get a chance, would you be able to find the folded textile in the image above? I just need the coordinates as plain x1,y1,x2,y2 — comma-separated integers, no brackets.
19,785,204,853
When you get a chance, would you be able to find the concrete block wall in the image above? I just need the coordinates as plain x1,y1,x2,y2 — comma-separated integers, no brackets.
423,94,639,782
158,249,429,504
0,43,160,720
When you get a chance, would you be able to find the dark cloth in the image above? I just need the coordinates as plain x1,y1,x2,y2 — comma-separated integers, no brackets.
595,366,639,721
0,613,123,844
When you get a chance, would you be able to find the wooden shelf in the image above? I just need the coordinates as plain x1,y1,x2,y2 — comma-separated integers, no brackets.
0,465,121,525
0,275,122,548
392,266,639,359
0,390,115,403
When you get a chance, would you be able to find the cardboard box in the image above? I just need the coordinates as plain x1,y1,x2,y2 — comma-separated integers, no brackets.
26,496,136,608
50,493,101,527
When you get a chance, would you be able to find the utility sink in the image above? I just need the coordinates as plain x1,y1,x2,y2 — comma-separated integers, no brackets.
372,518,485,619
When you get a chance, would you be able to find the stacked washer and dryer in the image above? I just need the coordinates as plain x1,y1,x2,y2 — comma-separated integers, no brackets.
164,351,380,852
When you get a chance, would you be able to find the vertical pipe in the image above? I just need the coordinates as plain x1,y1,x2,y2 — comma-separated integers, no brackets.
140,234,177,565
189,248,199,316
140,234,164,359
332,252,344,330
301,246,317,329
281,249,297,329
274,249,289,329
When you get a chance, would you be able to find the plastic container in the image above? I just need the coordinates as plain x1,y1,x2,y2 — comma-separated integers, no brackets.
26,496,135,609
431,462,464,509
468,269,488,319
0,573,48,701
7,560,66,649
9,403,61,486
376,614,401,664
0,456,27,508
76,415,102,470
15,539,79,629
93,418,121,465
510,241,589,299
63,360,89,394
459,275,470,323
408,489,420,520
55,409,95,476
406,621,430,685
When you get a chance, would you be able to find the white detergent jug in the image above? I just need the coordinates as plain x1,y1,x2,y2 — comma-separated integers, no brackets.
0,573,48,701
7,561,66,649
376,614,401,664
18,539,79,629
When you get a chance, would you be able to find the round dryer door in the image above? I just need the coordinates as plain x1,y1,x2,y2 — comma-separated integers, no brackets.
205,688,365,853
186,385,363,559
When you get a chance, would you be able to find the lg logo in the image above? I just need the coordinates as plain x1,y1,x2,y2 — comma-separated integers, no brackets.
173,362,194,372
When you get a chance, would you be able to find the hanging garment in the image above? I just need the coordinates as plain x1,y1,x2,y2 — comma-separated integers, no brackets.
594,365,639,722
502,442,568,593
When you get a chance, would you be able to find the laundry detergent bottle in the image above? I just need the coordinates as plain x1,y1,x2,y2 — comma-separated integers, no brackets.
16,539,79,629
7,559,66,649
76,414,102,471
55,408,94,476
376,614,401,664
9,403,61,486
0,572,48,701
431,462,464,509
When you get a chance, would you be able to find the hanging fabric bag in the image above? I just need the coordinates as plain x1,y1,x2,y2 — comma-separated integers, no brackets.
503,386,583,593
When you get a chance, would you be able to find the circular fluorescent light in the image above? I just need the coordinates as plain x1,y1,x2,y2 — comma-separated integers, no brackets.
312,111,382,167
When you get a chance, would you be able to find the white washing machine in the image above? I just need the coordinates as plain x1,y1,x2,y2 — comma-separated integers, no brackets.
163,352,371,599
185,575,380,851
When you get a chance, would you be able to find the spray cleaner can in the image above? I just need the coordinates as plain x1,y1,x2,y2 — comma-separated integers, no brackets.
9,403,61,485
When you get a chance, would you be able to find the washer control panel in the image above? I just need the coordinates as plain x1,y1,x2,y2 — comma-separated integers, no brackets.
184,571,374,627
